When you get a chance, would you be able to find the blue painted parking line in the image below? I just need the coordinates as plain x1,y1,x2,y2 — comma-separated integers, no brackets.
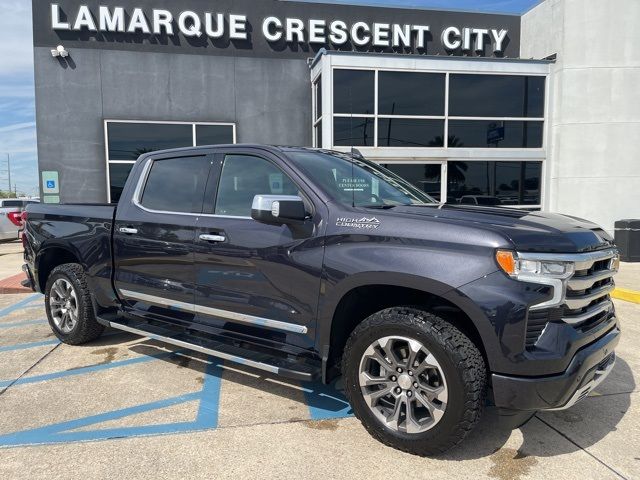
0,319,46,329
0,349,186,388
302,381,353,420
0,357,223,448
0,294,43,318
0,339,60,353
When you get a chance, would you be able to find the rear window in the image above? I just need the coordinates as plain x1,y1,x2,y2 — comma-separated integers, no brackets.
1,200,23,208
140,156,211,213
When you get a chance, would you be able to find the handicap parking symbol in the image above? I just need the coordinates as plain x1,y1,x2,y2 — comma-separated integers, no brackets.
46,180,56,189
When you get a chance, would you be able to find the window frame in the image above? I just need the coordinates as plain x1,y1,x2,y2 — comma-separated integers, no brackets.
105,119,236,204
327,67,545,150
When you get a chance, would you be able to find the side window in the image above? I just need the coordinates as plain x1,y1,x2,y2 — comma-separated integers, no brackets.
140,156,211,213
215,155,299,217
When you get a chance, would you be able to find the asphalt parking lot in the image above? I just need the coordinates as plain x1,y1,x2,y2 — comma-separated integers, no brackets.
0,291,638,479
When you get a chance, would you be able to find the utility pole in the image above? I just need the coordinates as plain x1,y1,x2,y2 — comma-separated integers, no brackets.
7,154,11,197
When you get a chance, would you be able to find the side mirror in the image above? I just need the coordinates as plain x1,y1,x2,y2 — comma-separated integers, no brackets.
251,195,308,224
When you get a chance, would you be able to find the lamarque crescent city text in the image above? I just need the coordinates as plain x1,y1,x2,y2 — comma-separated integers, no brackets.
49,3,510,54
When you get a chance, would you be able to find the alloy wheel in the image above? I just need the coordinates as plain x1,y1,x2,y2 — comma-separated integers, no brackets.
358,335,448,434
49,278,79,333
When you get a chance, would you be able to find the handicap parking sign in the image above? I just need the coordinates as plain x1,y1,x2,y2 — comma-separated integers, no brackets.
42,171,60,195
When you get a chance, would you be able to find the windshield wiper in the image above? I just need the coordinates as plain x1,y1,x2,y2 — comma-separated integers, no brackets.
360,204,399,209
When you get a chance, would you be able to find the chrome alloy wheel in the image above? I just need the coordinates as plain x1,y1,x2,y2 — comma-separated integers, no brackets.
358,336,448,434
49,278,79,333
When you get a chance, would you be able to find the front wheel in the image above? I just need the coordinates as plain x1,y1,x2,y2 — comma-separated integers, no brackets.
342,307,486,456
45,263,104,345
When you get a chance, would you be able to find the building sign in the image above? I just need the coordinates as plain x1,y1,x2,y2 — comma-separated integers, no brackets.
35,1,520,59
49,4,509,54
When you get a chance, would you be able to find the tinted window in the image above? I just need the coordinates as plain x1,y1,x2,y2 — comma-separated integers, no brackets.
108,123,193,160
446,161,542,205
196,125,234,146
447,120,543,148
1,200,22,207
449,74,545,118
315,122,322,148
315,77,322,120
333,117,374,147
215,155,299,217
140,156,210,213
378,119,444,147
333,70,375,114
382,164,442,201
109,163,134,203
288,151,436,207
378,72,445,116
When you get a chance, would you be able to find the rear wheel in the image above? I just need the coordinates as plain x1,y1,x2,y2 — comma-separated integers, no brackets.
45,263,104,344
342,307,486,456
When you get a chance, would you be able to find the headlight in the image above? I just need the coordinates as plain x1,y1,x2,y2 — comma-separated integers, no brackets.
496,250,574,280
495,250,575,310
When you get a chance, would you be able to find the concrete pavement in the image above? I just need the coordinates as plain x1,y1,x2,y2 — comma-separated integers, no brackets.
0,291,637,479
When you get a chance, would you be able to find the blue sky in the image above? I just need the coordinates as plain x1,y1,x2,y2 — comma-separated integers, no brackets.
0,0,539,196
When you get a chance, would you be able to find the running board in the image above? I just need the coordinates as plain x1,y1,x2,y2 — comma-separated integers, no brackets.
99,316,317,382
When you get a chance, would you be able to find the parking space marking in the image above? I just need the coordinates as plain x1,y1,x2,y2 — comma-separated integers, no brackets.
0,358,223,448
0,339,60,353
0,294,43,318
302,381,353,420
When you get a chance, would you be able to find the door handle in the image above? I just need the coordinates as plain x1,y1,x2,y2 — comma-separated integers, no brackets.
119,227,138,235
199,234,226,243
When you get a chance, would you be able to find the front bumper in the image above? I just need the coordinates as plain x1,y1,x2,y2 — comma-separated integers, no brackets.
492,326,619,411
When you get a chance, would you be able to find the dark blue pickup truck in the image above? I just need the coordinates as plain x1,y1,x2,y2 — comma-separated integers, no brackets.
22,145,620,455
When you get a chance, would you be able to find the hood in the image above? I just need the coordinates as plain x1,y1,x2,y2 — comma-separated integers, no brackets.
388,204,614,253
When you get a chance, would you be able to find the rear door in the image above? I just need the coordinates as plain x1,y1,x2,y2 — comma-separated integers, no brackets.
113,151,213,323
192,148,325,350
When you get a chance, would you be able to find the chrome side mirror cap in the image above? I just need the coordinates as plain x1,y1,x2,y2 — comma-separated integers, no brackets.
251,195,308,224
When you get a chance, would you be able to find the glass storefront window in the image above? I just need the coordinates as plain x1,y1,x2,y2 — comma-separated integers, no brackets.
446,161,542,205
382,164,442,201
106,121,235,203
449,74,545,118
108,163,134,204
107,123,193,161
378,72,445,116
196,125,234,146
315,77,322,121
447,120,543,148
333,117,374,146
377,119,444,147
333,69,375,114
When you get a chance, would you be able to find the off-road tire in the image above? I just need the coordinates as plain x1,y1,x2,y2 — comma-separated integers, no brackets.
45,263,104,344
342,307,486,456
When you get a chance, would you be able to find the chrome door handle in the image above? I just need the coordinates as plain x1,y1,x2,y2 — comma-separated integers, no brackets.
119,227,138,235
199,234,226,242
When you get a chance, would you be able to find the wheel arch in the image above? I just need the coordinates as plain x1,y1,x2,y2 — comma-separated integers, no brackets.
36,245,82,292
318,273,489,383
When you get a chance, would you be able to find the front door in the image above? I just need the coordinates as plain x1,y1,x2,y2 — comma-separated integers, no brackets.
113,152,213,323
193,149,324,350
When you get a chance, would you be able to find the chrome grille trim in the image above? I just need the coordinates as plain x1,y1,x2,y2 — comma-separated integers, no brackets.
562,299,613,325
567,268,617,291
564,282,615,310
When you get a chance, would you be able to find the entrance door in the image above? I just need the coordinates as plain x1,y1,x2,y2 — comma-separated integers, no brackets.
192,148,324,350
113,152,213,323
380,161,446,202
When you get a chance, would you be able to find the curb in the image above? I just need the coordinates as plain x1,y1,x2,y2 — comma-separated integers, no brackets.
0,273,31,295
612,288,640,304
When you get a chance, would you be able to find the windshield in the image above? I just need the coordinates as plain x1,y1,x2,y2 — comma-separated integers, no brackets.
287,151,436,207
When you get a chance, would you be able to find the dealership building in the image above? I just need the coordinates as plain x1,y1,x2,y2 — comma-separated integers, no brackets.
31,0,639,234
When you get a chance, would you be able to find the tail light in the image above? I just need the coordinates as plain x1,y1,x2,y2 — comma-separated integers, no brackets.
7,211,23,227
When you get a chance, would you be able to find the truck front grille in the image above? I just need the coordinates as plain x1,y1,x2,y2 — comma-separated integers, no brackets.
525,249,617,349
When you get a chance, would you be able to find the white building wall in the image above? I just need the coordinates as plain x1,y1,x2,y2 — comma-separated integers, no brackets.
521,0,640,234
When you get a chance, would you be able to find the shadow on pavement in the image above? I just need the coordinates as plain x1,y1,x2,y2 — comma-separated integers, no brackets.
87,332,633,459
